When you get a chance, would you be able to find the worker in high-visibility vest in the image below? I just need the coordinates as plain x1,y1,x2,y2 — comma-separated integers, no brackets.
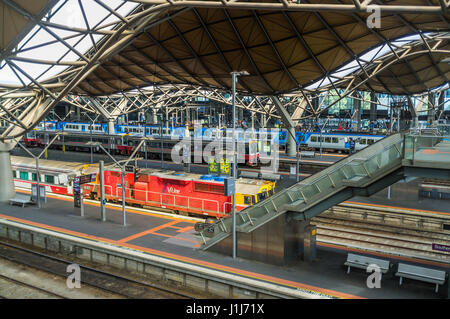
208,158,218,174
220,158,230,175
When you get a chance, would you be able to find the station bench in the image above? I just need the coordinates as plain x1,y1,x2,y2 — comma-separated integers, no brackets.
395,263,447,293
9,194,34,208
301,151,315,158
344,253,391,275
240,171,259,179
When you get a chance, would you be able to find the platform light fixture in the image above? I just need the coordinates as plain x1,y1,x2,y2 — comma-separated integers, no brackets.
230,70,249,259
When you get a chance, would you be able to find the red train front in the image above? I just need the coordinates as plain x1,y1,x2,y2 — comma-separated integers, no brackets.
83,168,244,218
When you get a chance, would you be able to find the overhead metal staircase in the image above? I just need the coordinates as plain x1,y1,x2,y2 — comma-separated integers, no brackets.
200,133,405,249
200,129,450,251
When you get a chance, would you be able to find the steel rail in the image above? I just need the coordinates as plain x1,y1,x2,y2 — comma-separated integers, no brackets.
0,241,195,299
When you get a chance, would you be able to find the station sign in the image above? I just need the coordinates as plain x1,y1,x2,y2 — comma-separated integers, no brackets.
79,173,97,185
224,177,235,197
74,173,97,192
432,243,450,253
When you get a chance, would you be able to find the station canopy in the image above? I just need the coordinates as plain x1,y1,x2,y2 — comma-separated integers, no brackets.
1,0,449,97
0,0,58,58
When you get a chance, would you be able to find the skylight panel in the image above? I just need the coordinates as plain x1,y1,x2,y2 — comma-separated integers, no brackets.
1,0,139,87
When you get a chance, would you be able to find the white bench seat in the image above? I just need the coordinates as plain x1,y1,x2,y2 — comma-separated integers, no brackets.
9,194,34,208
301,151,315,158
395,263,447,293
344,253,390,274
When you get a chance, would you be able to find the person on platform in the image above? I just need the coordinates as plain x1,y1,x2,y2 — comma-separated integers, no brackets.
349,138,356,154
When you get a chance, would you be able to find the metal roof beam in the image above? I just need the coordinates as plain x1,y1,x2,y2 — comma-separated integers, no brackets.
252,11,299,88
166,18,228,88
134,0,448,14
144,31,212,87
223,9,273,92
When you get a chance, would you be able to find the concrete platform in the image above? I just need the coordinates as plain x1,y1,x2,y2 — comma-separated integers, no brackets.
0,190,448,299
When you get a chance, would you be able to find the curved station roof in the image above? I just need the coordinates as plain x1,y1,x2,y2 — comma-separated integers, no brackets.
0,0,59,58
70,0,450,96
0,0,449,141
1,0,449,96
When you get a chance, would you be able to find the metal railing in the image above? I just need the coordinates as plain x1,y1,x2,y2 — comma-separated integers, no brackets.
201,133,405,248
404,134,449,163
100,184,232,215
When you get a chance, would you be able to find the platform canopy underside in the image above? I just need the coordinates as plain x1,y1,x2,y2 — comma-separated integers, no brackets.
0,0,59,60
68,1,450,96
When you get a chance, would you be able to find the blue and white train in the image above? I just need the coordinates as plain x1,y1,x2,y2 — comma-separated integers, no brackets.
21,120,386,154
300,132,385,152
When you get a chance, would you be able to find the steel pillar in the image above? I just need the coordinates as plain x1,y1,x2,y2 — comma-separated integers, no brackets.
353,94,361,131
427,92,435,124
438,91,445,120
100,160,106,222
0,143,15,202
407,96,418,128
107,119,115,134
271,96,296,157
370,92,377,122
286,126,296,157
76,106,81,121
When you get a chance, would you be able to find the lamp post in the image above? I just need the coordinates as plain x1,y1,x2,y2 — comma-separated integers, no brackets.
90,138,148,226
92,142,127,226
231,70,249,259
82,112,100,164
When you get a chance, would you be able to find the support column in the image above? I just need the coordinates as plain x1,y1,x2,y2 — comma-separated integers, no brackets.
76,106,81,121
407,96,417,129
181,107,185,124
271,96,296,157
107,119,115,134
353,93,361,131
438,91,445,121
0,143,15,202
100,160,106,222
251,111,255,130
186,106,190,125
286,126,296,157
427,92,435,124
370,92,377,123
210,214,317,265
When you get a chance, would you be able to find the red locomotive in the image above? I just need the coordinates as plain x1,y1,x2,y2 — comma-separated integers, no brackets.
82,168,275,218
10,156,276,219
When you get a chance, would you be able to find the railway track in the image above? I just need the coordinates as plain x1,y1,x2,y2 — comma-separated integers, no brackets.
312,204,450,265
0,241,196,299
17,185,450,265
0,271,68,299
